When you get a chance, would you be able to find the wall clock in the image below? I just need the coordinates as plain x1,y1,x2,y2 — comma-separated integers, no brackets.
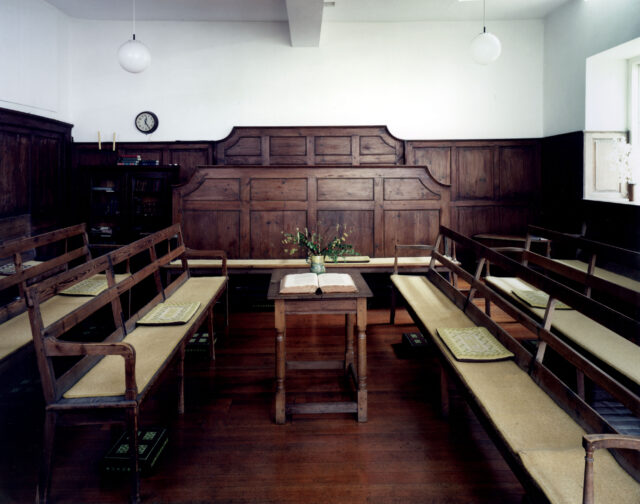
135,111,159,134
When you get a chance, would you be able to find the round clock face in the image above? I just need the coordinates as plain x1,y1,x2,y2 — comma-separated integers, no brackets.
135,111,158,134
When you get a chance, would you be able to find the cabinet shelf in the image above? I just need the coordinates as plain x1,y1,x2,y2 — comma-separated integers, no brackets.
85,165,178,244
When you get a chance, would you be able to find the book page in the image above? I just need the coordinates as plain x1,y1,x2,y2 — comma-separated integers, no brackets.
279,273,319,294
317,273,358,293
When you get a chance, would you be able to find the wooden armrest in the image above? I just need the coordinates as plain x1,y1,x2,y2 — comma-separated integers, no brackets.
44,339,138,399
184,248,228,276
582,434,640,504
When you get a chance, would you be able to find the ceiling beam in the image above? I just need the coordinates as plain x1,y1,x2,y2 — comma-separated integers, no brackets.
285,0,324,47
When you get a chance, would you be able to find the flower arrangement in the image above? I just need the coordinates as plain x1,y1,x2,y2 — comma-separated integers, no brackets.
282,224,358,262
611,139,634,184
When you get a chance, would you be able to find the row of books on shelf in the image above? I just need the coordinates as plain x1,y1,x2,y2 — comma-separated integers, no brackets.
134,200,164,217
91,200,120,216
117,155,160,166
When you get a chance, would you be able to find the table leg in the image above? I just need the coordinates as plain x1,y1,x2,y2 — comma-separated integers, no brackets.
356,297,367,422
274,299,286,424
345,313,355,373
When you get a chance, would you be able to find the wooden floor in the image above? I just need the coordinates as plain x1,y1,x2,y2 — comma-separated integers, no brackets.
0,307,527,503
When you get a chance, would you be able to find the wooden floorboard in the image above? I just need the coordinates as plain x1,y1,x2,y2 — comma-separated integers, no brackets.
0,308,525,503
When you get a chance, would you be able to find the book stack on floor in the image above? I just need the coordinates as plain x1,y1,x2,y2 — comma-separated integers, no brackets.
102,427,168,476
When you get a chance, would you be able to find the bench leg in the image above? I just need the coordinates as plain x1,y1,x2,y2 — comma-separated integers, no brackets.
440,367,450,418
208,306,216,362
390,285,397,325
178,343,186,414
127,406,141,504
36,410,57,504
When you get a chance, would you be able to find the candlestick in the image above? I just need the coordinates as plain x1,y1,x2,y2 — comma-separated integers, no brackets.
98,131,101,150
112,132,116,151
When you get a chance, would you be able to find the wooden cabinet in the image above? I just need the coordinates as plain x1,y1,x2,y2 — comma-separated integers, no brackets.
86,166,178,244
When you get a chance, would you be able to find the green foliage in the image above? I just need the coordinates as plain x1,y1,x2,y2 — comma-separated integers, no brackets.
281,224,358,262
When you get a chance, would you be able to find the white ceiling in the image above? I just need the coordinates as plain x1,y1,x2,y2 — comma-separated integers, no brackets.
45,0,572,22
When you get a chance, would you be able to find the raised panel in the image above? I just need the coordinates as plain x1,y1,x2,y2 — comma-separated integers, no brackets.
383,178,439,200
226,136,261,156
251,210,307,258
270,136,306,156
251,178,307,201
454,206,497,237
169,148,211,183
0,132,30,216
183,210,240,256
31,137,62,219
360,136,395,155
411,146,451,186
189,179,240,201
317,210,374,257
499,146,537,200
317,179,373,201
383,210,440,256
456,147,494,200
315,136,352,155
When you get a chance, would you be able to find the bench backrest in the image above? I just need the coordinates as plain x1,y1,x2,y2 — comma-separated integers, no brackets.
0,223,91,323
26,224,189,405
427,226,640,480
527,225,640,272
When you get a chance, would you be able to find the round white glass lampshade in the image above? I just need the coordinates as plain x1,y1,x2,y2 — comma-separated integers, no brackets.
117,39,151,73
470,31,502,65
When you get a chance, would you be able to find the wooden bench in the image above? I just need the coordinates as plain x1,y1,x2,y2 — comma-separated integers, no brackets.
525,225,640,296
27,223,228,504
391,226,640,503
0,223,106,366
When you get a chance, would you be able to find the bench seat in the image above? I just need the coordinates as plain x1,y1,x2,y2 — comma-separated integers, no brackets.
0,273,130,361
554,259,640,293
63,276,226,399
485,276,640,386
391,275,586,452
392,260,640,503
520,447,640,504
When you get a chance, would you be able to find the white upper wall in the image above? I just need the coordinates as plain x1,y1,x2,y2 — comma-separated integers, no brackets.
0,0,70,120
543,0,640,137
68,19,543,142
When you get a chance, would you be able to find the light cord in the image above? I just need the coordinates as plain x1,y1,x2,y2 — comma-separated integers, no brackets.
132,0,136,39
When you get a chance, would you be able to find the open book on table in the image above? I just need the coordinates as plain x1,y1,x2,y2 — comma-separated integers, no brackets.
279,272,358,294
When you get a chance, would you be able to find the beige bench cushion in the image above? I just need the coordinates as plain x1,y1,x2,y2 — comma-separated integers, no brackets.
0,273,131,361
520,447,640,504
63,276,225,399
0,295,88,361
485,276,640,386
391,274,585,452
555,259,640,294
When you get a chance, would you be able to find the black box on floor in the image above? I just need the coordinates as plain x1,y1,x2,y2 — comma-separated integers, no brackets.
186,331,215,355
102,427,168,476
402,332,429,349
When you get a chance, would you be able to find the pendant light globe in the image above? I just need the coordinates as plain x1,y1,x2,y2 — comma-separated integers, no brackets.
470,30,502,65
118,38,151,73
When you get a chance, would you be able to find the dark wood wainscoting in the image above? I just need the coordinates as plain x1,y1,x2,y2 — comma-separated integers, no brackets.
0,108,73,237
73,141,214,184
214,125,404,166
173,165,448,258
541,131,640,250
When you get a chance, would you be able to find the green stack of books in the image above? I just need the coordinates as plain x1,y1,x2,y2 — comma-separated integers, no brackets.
102,427,168,476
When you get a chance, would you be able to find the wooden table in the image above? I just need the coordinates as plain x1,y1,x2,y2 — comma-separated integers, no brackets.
267,270,373,424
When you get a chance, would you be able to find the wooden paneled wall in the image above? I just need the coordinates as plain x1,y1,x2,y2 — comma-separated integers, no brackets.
0,108,72,237
174,126,541,257
73,141,214,184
